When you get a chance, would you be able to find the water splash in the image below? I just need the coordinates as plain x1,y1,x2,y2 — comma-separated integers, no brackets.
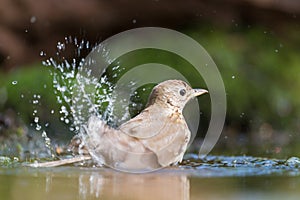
31,93,56,158
42,37,132,139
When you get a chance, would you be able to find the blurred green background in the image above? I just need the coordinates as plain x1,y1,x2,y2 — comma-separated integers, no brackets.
0,0,299,158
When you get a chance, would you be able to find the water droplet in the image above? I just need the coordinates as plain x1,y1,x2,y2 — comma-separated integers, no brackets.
275,49,279,53
132,19,137,24
40,51,46,56
50,110,55,114
30,16,37,23
36,124,42,131
34,117,39,123
231,75,235,79
11,81,18,85
57,42,65,51
42,131,47,137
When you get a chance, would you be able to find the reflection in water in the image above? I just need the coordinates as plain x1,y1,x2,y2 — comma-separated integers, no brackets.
45,172,53,193
41,168,189,200
78,171,189,200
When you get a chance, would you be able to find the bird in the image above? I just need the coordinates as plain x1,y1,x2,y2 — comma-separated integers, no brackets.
81,79,208,172
28,80,208,171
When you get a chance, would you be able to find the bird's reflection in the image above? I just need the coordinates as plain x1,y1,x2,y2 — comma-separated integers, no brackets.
76,169,190,200
38,167,190,200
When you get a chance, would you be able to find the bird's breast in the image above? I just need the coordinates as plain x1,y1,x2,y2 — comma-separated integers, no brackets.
169,110,184,124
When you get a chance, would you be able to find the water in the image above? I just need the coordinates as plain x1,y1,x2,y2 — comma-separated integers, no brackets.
42,37,133,135
1,155,300,200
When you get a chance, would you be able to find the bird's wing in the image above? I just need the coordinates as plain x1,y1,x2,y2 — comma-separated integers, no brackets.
84,115,161,171
118,105,169,139
84,115,147,153
140,115,190,167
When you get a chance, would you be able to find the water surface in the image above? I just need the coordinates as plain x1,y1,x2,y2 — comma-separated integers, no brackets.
1,155,300,200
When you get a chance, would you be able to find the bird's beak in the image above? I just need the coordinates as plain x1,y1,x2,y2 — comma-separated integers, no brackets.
193,88,208,96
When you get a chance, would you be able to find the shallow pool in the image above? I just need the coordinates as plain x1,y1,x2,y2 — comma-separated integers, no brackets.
1,155,300,200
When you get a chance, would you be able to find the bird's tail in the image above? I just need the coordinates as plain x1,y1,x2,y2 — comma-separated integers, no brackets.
69,115,109,155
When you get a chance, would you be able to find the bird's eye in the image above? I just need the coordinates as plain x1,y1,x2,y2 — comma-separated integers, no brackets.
179,89,186,96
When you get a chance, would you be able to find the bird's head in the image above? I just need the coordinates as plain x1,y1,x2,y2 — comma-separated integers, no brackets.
147,80,208,110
